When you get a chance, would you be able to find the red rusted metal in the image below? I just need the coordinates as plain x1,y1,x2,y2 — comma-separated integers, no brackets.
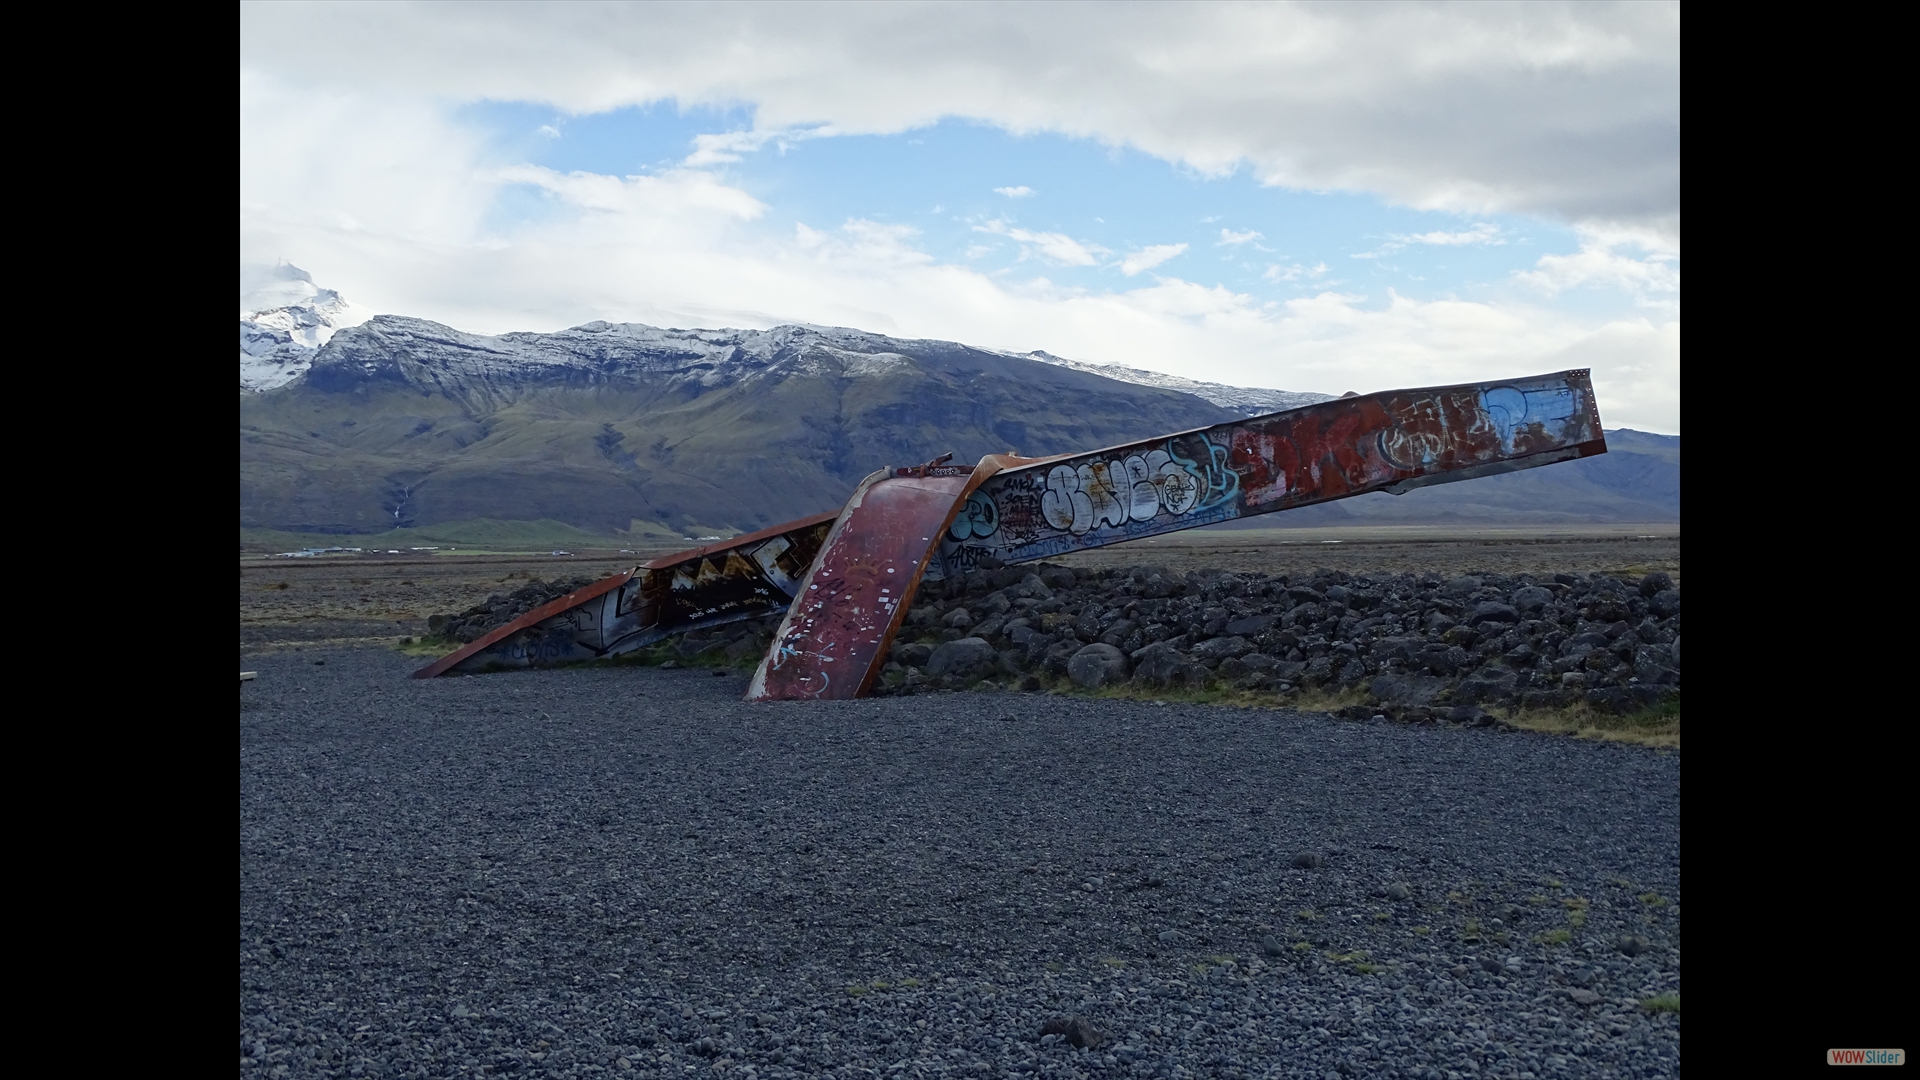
411,512,835,678
745,455,1054,701
930,369,1606,577
752,369,1604,699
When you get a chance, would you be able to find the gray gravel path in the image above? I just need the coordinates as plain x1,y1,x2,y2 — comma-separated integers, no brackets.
240,647,1679,1079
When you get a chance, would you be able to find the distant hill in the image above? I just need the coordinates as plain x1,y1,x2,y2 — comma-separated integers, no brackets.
239,272,1678,538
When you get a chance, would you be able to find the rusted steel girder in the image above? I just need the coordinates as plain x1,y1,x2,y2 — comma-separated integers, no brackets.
417,369,1604,689
748,369,1604,700
411,513,834,678
745,454,1052,701
928,369,1606,578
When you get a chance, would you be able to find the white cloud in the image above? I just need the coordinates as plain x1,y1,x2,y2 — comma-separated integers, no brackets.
1217,228,1262,246
1264,262,1329,282
535,124,561,139
1398,223,1503,247
1516,227,1678,308
993,185,1034,198
496,164,769,221
1356,222,1504,258
796,219,933,269
682,128,814,166
973,219,1102,265
1119,243,1190,276
239,70,497,257
237,9,1680,433
240,2,1679,239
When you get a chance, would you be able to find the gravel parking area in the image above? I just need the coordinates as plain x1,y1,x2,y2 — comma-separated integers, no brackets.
240,647,1679,1079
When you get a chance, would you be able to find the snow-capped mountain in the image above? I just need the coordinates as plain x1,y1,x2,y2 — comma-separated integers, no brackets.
237,266,1337,415
239,274,1678,533
241,313,1242,534
1019,351,1334,415
240,262,374,392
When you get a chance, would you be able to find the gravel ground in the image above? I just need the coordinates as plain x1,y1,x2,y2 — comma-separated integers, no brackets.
240,647,1680,1080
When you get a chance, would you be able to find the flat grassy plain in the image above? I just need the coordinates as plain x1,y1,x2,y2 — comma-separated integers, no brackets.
238,516,695,556
1053,521,1680,581
241,524,1679,646
242,523,1677,638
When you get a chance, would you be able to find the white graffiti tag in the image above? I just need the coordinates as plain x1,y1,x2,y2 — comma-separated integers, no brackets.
1080,461,1129,530
1039,449,1206,535
1042,464,1091,532
1138,449,1201,516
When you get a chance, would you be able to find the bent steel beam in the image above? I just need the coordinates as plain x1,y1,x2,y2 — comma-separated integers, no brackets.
745,454,1065,701
419,369,1604,689
411,512,835,678
747,369,1604,699
929,369,1606,578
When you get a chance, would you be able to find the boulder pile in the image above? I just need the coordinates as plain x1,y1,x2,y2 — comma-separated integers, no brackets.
424,564,1681,719
425,577,600,643
876,563,1680,718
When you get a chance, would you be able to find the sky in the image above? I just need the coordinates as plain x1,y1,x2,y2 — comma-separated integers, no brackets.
239,2,1679,432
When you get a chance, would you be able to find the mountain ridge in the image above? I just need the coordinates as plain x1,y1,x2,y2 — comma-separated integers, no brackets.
241,310,1245,534
238,267,1678,535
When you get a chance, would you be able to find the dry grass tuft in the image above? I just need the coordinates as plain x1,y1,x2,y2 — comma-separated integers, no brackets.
1504,697,1680,749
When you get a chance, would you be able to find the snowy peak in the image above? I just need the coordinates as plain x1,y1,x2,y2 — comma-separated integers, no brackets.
240,262,374,392
236,264,1331,413
1021,351,1334,416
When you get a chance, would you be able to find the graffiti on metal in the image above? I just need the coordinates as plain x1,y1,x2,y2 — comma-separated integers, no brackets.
931,370,1604,577
418,369,1606,693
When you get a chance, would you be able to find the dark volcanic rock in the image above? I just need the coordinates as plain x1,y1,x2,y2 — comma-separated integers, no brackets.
891,642,934,668
1225,613,1276,637
926,637,996,678
1467,601,1521,626
1128,641,1191,687
1453,668,1519,706
1191,635,1253,662
1369,674,1447,707
1267,660,1308,685
1067,643,1129,689
425,576,599,641
1512,585,1555,614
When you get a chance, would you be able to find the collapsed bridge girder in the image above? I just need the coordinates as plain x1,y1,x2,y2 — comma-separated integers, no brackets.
415,369,1607,697
411,513,834,679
